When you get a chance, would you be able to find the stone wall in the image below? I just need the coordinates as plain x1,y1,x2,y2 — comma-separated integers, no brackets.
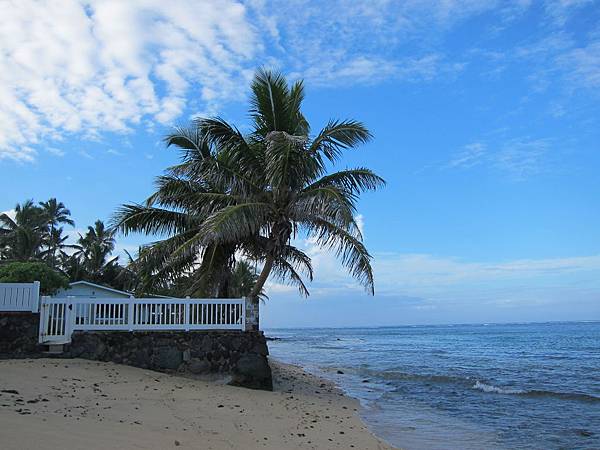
0,313,42,358
65,330,272,390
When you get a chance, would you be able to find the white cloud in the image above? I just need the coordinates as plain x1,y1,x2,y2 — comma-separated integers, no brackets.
265,214,600,306
447,138,551,178
1,0,596,165
494,138,550,177
47,147,66,157
372,252,600,296
448,142,487,169
0,0,259,162
558,41,600,90
252,0,488,86
0,146,36,163
79,150,94,160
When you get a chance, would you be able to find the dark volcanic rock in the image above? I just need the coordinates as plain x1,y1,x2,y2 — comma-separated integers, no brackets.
231,353,273,391
188,358,211,374
0,313,43,358
153,347,182,370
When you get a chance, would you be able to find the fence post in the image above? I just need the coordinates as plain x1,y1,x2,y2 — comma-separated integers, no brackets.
38,296,48,344
241,298,247,331
184,303,190,331
184,296,190,331
32,281,41,312
128,296,134,331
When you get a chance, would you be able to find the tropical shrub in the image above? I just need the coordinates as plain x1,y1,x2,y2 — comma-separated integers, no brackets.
0,261,69,295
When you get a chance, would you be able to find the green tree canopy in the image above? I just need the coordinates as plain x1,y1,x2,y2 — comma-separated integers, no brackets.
0,261,69,295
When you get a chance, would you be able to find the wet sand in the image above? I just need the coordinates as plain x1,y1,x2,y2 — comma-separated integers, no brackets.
0,358,395,449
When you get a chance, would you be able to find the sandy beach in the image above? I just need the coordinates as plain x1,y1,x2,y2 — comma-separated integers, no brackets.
0,358,395,450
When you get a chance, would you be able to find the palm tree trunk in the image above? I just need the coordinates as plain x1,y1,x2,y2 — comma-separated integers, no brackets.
249,254,274,300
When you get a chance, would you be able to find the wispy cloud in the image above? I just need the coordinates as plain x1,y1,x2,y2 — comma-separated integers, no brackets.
494,138,550,177
447,142,487,169
78,150,94,160
447,138,551,178
46,147,66,157
265,212,600,304
558,41,600,90
252,0,488,86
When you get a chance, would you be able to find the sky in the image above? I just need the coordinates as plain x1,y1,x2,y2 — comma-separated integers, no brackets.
1,0,599,327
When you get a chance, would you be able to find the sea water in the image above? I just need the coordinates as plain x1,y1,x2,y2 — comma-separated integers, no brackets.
266,322,600,450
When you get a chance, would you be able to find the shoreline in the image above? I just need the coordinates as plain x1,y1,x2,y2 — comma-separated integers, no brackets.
0,358,396,450
270,359,399,449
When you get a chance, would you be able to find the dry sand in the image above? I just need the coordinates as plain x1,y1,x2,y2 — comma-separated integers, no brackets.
0,358,395,449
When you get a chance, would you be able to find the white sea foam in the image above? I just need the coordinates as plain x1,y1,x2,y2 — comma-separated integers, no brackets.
473,381,525,395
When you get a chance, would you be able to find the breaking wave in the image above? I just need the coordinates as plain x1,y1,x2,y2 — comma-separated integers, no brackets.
473,381,600,402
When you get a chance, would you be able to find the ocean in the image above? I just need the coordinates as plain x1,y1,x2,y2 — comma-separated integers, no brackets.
265,321,600,450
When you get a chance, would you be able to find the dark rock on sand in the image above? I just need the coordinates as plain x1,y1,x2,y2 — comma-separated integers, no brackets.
231,354,273,391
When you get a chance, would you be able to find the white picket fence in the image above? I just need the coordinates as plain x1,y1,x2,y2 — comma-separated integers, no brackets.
39,296,246,344
0,282,40,312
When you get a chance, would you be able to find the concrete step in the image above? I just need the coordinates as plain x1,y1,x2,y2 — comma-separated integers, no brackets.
43,344,65,354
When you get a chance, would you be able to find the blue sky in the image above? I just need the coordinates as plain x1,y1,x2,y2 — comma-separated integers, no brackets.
1,0,599,327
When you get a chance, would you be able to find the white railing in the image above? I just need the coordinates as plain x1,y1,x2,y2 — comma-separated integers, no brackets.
0,281,40,312
39,296,246,343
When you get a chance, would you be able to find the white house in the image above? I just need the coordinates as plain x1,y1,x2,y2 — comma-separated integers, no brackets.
54,281,132,299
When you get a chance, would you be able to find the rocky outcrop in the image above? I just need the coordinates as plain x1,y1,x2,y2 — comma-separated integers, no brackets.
0,313,42,358
65,330,272,390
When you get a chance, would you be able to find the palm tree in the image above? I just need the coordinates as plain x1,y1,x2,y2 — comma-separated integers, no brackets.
40,227,75,265
114,127,255,298
39,198,74,229
194,69,384,305
39,198,75,267
115,69,384,329
0,200,47,261
72,220,119,281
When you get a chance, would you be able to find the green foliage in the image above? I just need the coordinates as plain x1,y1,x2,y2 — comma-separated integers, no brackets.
229,260,267,301
0,198,76,265
113,69,384,300
0,261,69,295
1,199,133,293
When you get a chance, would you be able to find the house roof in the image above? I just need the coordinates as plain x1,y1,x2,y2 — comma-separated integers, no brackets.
68,280,132,297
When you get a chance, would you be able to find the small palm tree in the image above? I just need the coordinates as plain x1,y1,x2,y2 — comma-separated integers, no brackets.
39,198,75,267
40,227,75,264
0,200,47,261
72,220,118,280
229,260,268,301
39,198,74,229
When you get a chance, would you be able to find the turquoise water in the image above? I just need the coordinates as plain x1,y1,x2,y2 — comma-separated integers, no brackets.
266,322,600,450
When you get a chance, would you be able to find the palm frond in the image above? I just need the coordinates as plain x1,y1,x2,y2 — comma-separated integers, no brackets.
164,125,211,159
271,257,310,297
201,202,273,244
309,120,372,163
303,168,386,194
304,218,375,294
112,204,193,237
